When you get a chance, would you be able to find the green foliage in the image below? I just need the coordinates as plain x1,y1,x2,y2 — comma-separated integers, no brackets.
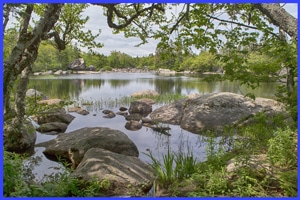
144,146,197,187
3,27,18,60
3,151,28,196
34,4,102,50
267,128,297,167
3,150,111,197
267,128,297,196
25,96,73,117
107,51,136,68
180,51,221,72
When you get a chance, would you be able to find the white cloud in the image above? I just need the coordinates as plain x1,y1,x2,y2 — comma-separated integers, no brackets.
81,5,158,57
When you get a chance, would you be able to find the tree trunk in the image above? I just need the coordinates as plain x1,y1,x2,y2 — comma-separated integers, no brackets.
4,4,63,120
4,4,64,153
254,3,298,41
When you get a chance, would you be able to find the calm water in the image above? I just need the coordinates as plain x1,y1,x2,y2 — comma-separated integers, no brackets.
27,72,280,181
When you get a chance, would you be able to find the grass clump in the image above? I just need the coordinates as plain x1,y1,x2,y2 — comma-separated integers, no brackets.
145,113,297,197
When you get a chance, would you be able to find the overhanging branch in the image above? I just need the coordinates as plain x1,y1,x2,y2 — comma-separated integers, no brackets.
206,13,280,39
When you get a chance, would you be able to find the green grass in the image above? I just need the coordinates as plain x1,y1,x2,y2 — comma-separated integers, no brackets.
143,113,297,197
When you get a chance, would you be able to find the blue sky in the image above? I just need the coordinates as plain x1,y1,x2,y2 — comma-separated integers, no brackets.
81,3,298,57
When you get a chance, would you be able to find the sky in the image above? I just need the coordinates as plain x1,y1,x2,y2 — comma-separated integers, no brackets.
81,4,161,57
81,3,298,57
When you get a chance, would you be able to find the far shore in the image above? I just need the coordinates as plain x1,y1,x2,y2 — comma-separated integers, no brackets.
32,68,224,76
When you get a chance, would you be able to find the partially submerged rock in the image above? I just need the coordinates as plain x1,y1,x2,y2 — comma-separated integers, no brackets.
36,127,139,164
72,148,155,196
125,120,142,131
32,109,75,125
150,92,289,135
26,88,48,100
102,110,116,118
68,107,89,115
36,122,68,133
129,101,152,117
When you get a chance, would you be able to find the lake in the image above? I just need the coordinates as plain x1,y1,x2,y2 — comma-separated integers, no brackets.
26,72,280,181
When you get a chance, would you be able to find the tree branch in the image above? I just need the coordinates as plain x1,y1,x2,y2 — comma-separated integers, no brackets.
170,4,190,34
42,31,66,50
95,3,164,30
206,13,280,39
253,3,298,41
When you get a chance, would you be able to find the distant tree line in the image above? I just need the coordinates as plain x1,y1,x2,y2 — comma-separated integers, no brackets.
4,28,278,75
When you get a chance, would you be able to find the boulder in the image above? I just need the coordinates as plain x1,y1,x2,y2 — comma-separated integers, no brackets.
4,118,37,154
125,120,142,131
119,107,128,111
129,101,152,117
54,70,63,75
72,148,155,196
137,98,156,105
36,122,68,133
26,89,48,100
68,107,89,115
36,127,139,165
150,99,186,125
33,72,42,75
131,89,159,97
32,109,75,125
87,65,96,71
68,58,86,71
102,110,116,118
150,92,289,134
41,70,53,75
125,113,142,121
116,111,128,116
226,154,271,174
38,99,62,105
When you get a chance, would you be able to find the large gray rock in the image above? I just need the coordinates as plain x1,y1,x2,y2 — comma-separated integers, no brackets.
36,127,139,166
150,99,186,125
36,122,68,133
32,109,75,125
68,58,86,70
26,89,48,100
72,148,155,196
150,92,289,134
129,101,152,117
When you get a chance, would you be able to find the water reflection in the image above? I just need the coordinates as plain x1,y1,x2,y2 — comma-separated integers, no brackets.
27,72,280,180
29,73,280,100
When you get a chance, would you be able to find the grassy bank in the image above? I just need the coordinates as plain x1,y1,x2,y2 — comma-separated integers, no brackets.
144,114,297,197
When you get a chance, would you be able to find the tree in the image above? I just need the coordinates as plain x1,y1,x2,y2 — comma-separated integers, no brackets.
3,3,101,152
